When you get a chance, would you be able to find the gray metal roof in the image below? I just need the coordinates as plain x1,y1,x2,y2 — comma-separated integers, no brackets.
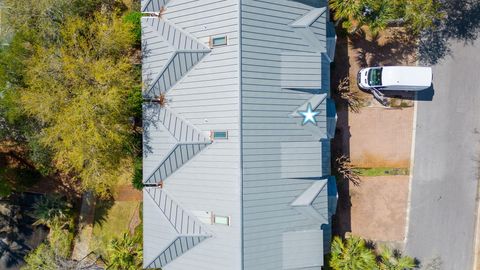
141,0,337,269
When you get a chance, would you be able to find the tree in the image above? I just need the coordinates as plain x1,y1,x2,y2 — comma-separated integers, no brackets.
22,243,57,270
329,0,362,33
107,232,142,270
123,11,142,46
131,157,143,191
329,0,444,36
330,236,377,270
31,195,72,228
336,77,364,113
335,155,362,186
378,245,416,270
20,12,137,197
359,0,395,36
403,0,445,34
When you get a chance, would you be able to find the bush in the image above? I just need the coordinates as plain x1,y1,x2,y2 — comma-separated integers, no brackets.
28,137,55,176
131,158,143,191
123,11,142,45
126,86,143,120
0,176,12,197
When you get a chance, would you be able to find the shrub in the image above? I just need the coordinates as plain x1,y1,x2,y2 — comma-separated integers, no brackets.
123,11,142,45
131,158,143,191
335,155,361,186
336,77,364,113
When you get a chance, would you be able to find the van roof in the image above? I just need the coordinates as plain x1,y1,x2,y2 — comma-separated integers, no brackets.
381,66,432,87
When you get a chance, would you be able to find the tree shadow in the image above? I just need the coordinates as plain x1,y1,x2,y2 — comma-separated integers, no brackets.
92,196,115,228
350,28,418,68
419,0,480,65
0,193,48,269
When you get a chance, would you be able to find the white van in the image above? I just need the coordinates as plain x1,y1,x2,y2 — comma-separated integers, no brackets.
357,66,432,91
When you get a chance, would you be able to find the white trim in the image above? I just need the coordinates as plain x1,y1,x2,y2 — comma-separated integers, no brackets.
404,91,418,246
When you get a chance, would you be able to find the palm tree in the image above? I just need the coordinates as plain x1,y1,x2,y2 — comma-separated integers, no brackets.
359,0,396,37
404,0,445,34
329,0,361,21
330,236,377,270
107,232,142,270
378,246,416,270
329,0,362,33
31,195,71,228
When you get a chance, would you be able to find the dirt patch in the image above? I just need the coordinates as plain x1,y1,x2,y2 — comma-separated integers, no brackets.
113,185,142,201
349,107,413,168
350,176,409,243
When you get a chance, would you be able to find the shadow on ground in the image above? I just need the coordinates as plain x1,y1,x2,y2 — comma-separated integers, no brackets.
358,86,435,102
350,29,418,68
93,197,115,228
420,0,480,65
330,31,353,238
0,193,48,270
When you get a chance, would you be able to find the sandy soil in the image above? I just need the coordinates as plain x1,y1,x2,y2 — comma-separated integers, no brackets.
350,176,409,243
349,107,414,168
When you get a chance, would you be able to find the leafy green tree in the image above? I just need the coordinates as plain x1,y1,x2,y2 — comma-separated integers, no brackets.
329,0,444,36
24,200,77,270
107,232,143,270
22,230,79,270
123,11,142,45
20,12,137,197
330,236,377,270
31,195,72,228
378,245,416,270
0,177,12,197
22,243,57,270
403,0,444,34
359,0,395,36
329,0,362,33
131,157,143,191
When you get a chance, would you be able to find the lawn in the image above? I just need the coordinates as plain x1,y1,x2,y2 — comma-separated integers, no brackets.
90,200,140,256
357,167,409,177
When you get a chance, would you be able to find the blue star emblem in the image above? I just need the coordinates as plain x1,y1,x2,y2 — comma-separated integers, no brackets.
298,103,319,125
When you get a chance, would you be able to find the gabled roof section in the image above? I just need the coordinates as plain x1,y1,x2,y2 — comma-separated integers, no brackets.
290,93,327,116
288,93,329,141
291,180,327,207
141,0,169,13
291,180,329,224
145,188,211,235
144,188,212,269
142,17,211,98
145,51,209,97
290,8,333,59
290,7,327,28
148,18,210,51
154,106,210,143
326,98,337,139
143,106,211,185
326,22,337,62
146,236,210,269
144,142,210,184
289,0,326,8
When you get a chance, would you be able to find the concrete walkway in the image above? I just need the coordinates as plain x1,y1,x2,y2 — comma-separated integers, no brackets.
72,191,96,261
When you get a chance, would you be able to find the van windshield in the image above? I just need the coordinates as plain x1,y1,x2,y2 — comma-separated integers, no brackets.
368,68,382,86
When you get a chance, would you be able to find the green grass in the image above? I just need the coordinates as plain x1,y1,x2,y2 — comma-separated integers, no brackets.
357,167,409,177
90,200,139,255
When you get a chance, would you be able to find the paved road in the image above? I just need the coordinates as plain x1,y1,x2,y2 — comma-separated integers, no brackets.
405,38,480,269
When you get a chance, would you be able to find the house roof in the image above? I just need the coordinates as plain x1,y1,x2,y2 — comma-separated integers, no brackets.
141,0,337,269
